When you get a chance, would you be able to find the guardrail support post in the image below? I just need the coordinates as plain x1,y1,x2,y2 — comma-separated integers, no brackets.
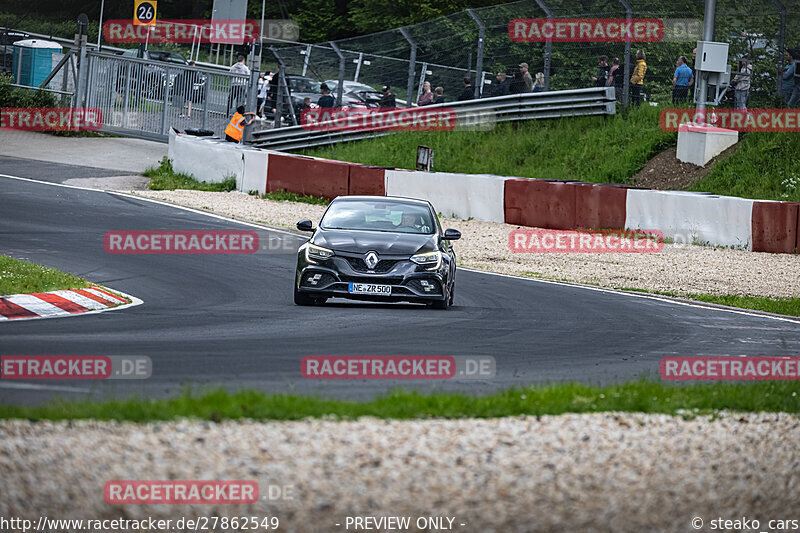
533,0,552,91
466,9,485,99
399,27,417,107
329,41,346,106
617,0,632,106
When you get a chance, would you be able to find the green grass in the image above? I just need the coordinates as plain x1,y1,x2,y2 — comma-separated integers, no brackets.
144,157,236,192
301,105,675,184
691,133,800,202
252,189,330,205
1,380,798,422
616,286,800,318
674,293,800,317
0,255,88,296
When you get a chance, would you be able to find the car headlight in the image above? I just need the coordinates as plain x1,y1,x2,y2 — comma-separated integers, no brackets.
410,250,441,269
306,243,334,262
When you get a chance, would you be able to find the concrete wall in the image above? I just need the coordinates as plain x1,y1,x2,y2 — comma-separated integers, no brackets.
385,169,508,222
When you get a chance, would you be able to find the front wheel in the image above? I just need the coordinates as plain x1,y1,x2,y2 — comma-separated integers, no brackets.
294,285,321,306
430,285,450,310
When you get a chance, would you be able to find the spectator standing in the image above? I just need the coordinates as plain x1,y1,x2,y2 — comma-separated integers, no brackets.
607,57,624,101
257,73,268,117
672,56,693,104
458,77,474,101
786,48,800,107
630,49,647,106
380,85,396,109
318,83,335,108
433,86,445,104
781,49,797,106
519,62,533,92
227,54,250,115
492,72,510,97
295,97,312,123
509,70,526,94
732,58,753,111
592,55,610,87
224,105,256,143
533,72,545,92
417,81,434,106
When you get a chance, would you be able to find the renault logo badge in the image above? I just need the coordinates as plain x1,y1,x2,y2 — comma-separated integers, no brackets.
364,251,379,269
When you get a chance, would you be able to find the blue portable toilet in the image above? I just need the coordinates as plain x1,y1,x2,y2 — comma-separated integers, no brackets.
12,39,62,87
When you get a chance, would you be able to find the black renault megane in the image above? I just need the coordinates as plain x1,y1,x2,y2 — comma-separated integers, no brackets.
294,196,461,309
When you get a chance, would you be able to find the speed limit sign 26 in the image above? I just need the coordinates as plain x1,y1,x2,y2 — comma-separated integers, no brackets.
134,0,157,26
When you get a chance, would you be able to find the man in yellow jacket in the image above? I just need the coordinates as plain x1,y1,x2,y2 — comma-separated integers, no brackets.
630,50,647,106
225,105,257,143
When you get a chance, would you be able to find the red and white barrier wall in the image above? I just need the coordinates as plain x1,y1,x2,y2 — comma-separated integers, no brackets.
168,133,799,254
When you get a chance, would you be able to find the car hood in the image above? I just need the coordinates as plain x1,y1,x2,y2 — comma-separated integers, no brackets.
313,228,434,256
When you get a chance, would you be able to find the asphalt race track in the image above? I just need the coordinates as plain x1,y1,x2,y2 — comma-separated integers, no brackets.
2,161,800,406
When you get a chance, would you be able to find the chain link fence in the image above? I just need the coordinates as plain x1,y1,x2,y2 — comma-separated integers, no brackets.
267,0,797,110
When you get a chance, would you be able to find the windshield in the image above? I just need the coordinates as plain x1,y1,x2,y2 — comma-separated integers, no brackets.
320,200,435,234
148,51,187,64
289,78,321,94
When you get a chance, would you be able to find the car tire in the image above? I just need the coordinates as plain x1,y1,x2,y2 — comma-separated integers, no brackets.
294,285,320,306
431,286,450,310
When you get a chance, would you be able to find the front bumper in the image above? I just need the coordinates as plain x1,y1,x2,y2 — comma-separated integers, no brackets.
296,251,449,303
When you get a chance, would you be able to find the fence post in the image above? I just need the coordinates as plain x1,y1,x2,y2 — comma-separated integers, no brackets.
399,27,417,107
75,36,89,107
696,0,717,115
416,62,428,103
466,9,485,99
618,0,632,106
160,66,171,135
354,52,363,82
772,0,786,96
533,0,552,90
244,67,259,143
202,72,210,131
329,41,345,106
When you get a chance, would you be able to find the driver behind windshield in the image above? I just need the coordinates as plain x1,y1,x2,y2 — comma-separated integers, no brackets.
397,213,419,230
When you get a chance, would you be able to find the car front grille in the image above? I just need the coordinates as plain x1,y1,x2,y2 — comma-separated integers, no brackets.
339,275,404,285
344,257,401,273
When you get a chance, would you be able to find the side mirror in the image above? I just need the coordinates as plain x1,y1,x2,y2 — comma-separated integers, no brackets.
296,219,314,232
442,228,461,241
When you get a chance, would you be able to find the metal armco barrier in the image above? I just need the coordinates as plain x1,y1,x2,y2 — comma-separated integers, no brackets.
251,87,616,151
83,51,252,141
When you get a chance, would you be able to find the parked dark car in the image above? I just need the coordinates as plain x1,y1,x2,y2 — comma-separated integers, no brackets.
323,80,382,107
286,75,322,108
294,196,460,309
0,29,31,74
117,49,202,100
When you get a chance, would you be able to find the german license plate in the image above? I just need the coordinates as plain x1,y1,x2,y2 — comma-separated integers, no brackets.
348,283,391,295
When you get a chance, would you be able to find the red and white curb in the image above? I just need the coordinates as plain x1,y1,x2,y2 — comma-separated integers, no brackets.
0,285,142,321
